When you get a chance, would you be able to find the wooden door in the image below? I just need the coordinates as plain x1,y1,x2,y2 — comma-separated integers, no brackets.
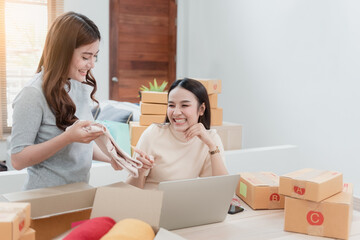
109,0,177,102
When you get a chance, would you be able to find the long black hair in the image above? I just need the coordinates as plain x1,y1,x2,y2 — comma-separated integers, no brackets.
165,78,211,129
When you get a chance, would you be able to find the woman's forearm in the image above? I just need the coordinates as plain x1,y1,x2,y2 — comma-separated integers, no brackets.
126,171,147,189
11,131,72,170
210,153,229,176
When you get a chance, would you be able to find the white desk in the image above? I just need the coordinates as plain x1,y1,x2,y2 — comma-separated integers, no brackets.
173,199,360,240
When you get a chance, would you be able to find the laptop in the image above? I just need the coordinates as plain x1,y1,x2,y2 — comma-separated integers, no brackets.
158,174,240,230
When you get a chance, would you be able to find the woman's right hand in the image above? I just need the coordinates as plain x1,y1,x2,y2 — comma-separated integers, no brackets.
64,120,103,144
132,147,155,173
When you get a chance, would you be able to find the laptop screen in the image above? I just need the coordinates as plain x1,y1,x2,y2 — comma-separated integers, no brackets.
158,174,240,230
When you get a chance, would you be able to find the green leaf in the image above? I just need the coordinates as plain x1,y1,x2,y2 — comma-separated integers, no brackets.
149,82,154,91
139,78,168,92
159,81,168,91
153,78,158,89
139,85,149,91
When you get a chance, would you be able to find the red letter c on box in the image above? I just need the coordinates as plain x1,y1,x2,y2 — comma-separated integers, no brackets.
307,211,324,225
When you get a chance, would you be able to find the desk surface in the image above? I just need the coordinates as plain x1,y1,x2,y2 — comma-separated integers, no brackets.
172,199,360,240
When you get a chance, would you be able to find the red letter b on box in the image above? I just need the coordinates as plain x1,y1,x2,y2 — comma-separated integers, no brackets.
269,193,280,202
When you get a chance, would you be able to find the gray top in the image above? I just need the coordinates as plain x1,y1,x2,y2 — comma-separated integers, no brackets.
10,71,94,190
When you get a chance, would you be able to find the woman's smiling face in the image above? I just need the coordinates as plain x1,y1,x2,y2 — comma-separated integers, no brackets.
68,40,99,82
167,86,205,132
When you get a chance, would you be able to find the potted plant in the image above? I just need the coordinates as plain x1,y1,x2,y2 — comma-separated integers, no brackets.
139,78,168,93
139,78,168,104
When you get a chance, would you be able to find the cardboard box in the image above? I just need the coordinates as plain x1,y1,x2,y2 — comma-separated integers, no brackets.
279,168,343,202
91,182,163,231
192,78,222,94
140,114,166,126
53,182,186,240
208,93,218,109
0,202,31,240
2,183,96,240
141,91,168,104
2,182,186,240
91,182,186,239
129,121,148,146
211,122,242,150
140,102,167,115
211,108,223,126
284,183,353,240
131,145,135,156
236,172,284,209
19,228,35,240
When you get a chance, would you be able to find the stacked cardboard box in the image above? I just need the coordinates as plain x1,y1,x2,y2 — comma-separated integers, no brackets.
236,172,284,210
0,202,34,240
1,182,95,240
211,122,242,150
279,168,352,240
132,82,243,152
139,91,167,126
193,78,223,126
195,79,243,149
129,122,148,147
19,228,35,240
1,182,186,240
130,91,168,154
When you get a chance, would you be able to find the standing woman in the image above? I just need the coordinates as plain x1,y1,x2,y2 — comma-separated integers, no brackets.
127,78,229,189
10,12,113,190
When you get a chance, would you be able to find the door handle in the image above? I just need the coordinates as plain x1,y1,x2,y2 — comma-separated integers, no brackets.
112,77,118,82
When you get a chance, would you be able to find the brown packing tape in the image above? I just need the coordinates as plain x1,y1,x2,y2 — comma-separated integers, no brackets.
246,172,279,187
311,171,342,183
292,169,327,181
305,201,324,237
0,202,31,239
289,169,338,199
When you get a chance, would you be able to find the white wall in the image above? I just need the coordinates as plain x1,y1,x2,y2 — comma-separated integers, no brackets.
65,0,360,196
177,0,360,196
64,0,109,101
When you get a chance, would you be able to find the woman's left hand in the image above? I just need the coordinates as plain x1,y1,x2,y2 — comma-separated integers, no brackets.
132,148,155,172
184,123,214,147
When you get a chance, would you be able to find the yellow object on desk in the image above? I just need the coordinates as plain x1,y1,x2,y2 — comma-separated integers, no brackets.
101,218,155,240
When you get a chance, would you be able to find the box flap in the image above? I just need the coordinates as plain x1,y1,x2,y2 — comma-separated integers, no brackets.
324,183,353,204
283,168,342,184
2,182,96,218
241,172,279,186
154,228,187,240
103,182,136,189
91,182,163,231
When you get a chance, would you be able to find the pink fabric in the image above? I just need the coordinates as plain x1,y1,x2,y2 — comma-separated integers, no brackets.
67,121,143,177
85,122,143,177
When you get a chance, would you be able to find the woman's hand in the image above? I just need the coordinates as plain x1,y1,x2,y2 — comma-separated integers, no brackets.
65,120,103,144
126,147,153,189
132,147,155,173
184,123,215,149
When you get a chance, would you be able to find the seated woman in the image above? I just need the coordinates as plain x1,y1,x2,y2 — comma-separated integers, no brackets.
127,78,228,189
